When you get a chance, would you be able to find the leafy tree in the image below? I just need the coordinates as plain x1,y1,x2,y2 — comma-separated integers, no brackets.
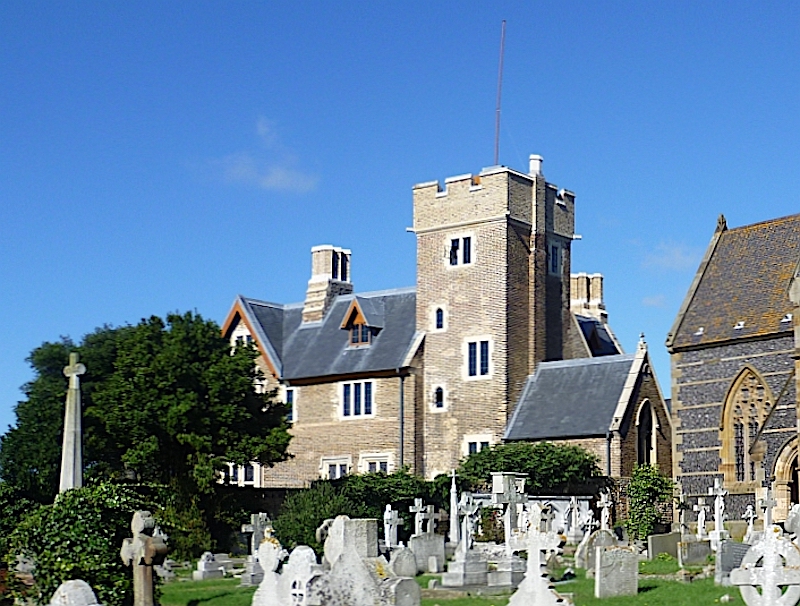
624,464,674,540
4,483,162,606
457,442,602,493
0,312,292,552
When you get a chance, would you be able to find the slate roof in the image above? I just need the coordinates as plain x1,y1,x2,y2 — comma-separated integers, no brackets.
669,213,800,350
504,353,637,441
237,287,418,381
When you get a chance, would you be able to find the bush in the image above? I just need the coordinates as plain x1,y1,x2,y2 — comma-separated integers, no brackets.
272,482,355,553
457,442,602,493
0,483,37,557
624,464,674,540
5,482,163,606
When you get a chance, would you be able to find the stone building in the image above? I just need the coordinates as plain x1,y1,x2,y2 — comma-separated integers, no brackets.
222,155,669,488
667,213,800,522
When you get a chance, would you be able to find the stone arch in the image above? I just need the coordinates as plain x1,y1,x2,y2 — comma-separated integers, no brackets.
719,366,774,493
772,435,798,522
635,399,656,466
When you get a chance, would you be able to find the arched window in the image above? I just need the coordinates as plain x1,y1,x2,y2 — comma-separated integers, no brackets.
434,387,444,408
722,369,772,487
637,401,653,465
435,308,444,330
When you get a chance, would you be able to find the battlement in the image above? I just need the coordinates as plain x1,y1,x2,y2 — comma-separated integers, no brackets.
412,155,575,238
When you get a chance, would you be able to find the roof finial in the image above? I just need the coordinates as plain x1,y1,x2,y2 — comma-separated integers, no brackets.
638,332,647,349
716,214,727,232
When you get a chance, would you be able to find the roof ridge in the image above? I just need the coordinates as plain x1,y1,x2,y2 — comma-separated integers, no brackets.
724,212,800,232
538,353,636,369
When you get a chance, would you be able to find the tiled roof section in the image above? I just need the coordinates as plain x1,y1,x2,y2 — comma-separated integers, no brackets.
242,288,418,381
671,214,800,349
575,315,621,356
504,354,636,441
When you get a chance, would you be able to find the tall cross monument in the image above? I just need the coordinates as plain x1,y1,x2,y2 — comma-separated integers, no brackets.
59,352,85,493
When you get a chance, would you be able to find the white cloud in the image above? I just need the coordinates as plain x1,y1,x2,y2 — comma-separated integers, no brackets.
642,294,666,308
212,118,318,194
643,242,700,271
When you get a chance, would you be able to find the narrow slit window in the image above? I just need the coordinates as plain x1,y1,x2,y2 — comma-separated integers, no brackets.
480,341,489,375
354,383,362,416
435,308,444,330
435,387,444,408
468,342,477,376
343,384,351,416
449,239,459,265
364,382,372,415
462,237,471,264
332,252,339,279
341,255,348,281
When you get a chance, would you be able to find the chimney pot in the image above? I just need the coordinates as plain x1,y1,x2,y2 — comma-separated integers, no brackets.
529,154,543,177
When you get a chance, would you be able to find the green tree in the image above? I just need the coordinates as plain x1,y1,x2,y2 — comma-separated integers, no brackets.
0,312,292,551
624,464,674,540
457,442,602,493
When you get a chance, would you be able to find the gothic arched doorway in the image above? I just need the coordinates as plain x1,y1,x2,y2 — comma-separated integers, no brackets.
773,437,798,522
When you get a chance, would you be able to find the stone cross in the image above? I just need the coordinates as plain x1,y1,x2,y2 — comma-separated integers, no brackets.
760,486,778,527
598,491,613,531
492,472,528,557
678,487,689,536
694,497,709,539
527,530,563,577
448,469,460,544
458,492,480,555
59,352,86,493
409,498,426,536
709,478,727,533
120,511,169,606
424,504,442,534
583,508,598,533
743,504,757,538
383,504,404,548
731,524,800,606
241,512,270,555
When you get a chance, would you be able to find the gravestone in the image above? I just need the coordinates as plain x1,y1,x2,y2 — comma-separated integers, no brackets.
409,498,426,536
743,504,758,544
678,539,712,567
595,547,638,599
241,513,270,555
240,556,264,588
389,546,418,578
492,472,528,557
383,504,404,549
507,531,568,606
565,495,584,545
709,479,730,551
49,580,101,606
715,540,751,586
59,353,86,493
448,470,460,544
598,491,613,530
120,511,169,606
406,502,445,573
193,552,224,580
731,525,800,606
576,528,616,577
647,531,681,560
251,535,286,606
695,497,710,540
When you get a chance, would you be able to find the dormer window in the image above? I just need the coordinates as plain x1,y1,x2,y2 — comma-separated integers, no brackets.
351,323,371,346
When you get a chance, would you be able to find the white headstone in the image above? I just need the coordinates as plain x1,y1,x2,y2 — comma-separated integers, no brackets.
449,470,460,544
383,504,404,549
595,547,638,598
49,580,101,606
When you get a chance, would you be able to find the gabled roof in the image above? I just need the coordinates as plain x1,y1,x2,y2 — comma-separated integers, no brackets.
504,352,640,441
224,287,419,382
668,213,800,350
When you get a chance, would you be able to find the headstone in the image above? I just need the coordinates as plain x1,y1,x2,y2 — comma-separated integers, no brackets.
709,479,730,551
576,528,616,577
678,539,713,567
598,491,613,531
407,533,445,574
695,496,710,540
457,491,481,555
120,511,169,606
214,553,234,572
647,531,681,560
389,546,417,578
409,498,426,536
423,504,442,534
507,530,568,606
251,535,286,606
383,504,404,549
565,496,584,545
731,525,800,606
448,470,460,544
49,580,101,606
715,540,751,586
678,485,690,537
241,512,270,555
441,550,489,587
743,504,758,544
487,555,526,588
59,353,85,493
240,555,264,587
595,547,638,598
492,472,527,557
192,552,224,580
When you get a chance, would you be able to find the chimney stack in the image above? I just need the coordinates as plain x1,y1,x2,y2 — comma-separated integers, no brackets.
302,245,353,323
528,154,543,177
570,272,607,322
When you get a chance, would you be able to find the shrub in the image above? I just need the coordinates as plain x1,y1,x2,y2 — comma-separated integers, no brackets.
624,464,674,540
272,482,355,553
5,482,163,606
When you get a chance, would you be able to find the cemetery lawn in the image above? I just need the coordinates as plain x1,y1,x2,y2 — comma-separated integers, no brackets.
159,578,256,606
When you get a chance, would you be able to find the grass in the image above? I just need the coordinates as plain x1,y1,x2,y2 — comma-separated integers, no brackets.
637,556,681,575
159,569,745,606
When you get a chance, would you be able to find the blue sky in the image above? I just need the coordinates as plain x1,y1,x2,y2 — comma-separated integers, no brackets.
2,2,799,433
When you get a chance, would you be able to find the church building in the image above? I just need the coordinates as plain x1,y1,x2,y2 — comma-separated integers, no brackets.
668,213,800,522
222,155,671,488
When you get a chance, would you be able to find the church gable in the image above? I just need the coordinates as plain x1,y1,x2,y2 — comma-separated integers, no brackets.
668,213,800,350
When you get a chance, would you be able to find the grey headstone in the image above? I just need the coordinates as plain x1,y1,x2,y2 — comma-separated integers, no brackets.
49,580,101,606
647,531,681,560
389,547,418,578
678,539,712,567
407,532,445,574
715,540,751,586
595,547,638,599
577,529,617,577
